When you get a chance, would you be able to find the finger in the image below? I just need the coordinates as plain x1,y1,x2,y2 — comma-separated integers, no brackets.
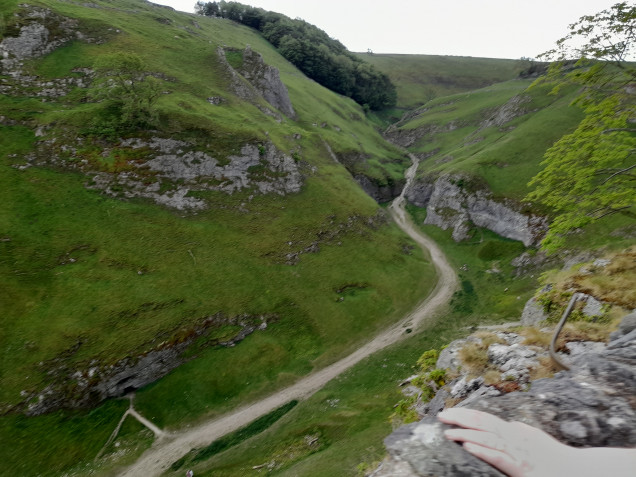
463,442,523,477
444,429,505,452
438,408,508,434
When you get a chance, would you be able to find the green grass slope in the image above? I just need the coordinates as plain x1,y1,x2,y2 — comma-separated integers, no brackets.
356,53,527,112
0,1,436,474
168,210,544,477
387,78,585,201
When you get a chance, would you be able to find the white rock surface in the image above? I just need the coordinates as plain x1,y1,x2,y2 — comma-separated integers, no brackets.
406,174,547,246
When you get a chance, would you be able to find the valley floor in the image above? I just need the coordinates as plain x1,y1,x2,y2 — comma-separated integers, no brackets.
119,156,458,476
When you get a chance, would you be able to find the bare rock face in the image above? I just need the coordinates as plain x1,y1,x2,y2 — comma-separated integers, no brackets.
21,314,274,415
26,136,304,210
376,418,505,477
83,138,303,209
374,313,636,476
218,46,295,119
0,7,79,72
520,296,547,326
0,6,97,97
406,174,547,246
324,148,407,203
238,46,295,118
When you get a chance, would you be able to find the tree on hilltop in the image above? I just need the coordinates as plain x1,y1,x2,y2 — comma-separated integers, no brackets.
195,1,396,110
526,2,635,252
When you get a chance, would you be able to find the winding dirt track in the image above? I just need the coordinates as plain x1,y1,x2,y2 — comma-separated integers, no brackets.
119,156,458,476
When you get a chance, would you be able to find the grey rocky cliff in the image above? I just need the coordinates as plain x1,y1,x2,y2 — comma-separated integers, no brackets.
20,314,273,416
373,311,636,477
0,7,79,71
0,6,98,97
218,46,295,119
29,136,305,210
406,174,548,246
238,46,295,118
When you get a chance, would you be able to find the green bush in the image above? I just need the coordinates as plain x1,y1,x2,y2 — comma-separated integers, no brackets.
478,240,525,261
416,349,439,370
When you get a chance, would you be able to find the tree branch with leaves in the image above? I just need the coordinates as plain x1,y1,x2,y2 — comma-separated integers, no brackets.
526,2,636,252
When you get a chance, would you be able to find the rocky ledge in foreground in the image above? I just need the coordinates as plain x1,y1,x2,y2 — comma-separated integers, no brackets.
373,311,636,476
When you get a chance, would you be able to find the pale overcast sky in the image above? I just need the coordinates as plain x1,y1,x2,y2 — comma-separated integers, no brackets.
150,0,624,59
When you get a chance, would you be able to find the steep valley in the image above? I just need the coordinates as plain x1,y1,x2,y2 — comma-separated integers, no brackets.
1,1,634,476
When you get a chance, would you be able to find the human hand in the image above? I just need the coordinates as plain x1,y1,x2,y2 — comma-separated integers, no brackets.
438,408,575,477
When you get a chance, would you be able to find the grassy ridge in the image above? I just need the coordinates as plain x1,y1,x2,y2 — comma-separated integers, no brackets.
390,79,585,200
357,53,525,110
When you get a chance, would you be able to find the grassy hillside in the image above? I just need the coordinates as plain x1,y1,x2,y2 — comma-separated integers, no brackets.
386,78,585,201
180,208,636,477
0,1,436,474
356,53,527,112
166,213,544,476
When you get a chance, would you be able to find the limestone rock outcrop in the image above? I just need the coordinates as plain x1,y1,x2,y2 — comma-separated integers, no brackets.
405,174,547,246
354,173,405,203
0,6,79,72
520,296,547,326
373,311,636,476
30,136,304,210
0,5,98,97
238,46,295,118
218,46,295,119
21,314,273,415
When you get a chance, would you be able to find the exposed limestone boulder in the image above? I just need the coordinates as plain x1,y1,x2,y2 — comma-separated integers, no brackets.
218,46,295,119
84,138,303,209
238,46,295,118
406,174,547,246
374,313,636,476
581,294,604,318
487,342,538,383
22,314,273,415
0,7,80,72
375,418,506,477
436,336,478,371
0,6,98,97
450,376,485,398
520,296,547,326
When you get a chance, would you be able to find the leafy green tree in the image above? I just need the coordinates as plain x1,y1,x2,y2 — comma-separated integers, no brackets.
526,2,635,251
196,0,396,110
541,1,635,64
194,1,219,16
91,53,161,131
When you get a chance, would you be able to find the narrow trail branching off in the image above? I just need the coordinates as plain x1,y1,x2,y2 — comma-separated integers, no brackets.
118,155,458,476
96,395,168,460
